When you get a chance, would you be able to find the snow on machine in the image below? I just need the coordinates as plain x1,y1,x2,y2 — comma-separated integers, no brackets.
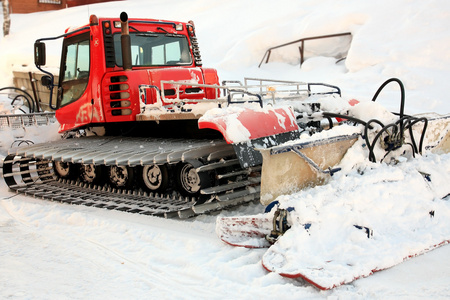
1,12,345,218
217,78,450,289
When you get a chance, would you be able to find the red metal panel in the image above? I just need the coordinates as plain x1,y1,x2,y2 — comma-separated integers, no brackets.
199,107,299,144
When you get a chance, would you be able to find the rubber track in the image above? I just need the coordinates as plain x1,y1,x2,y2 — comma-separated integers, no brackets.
2,136,261,218
8,179,259,218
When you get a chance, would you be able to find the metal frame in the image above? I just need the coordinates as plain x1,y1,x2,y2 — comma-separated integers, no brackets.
138,78,341,112
258,32,352,68
269,133,360,175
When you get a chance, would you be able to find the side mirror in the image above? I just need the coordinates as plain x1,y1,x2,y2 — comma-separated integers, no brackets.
34,42,46,66
41,75,53,88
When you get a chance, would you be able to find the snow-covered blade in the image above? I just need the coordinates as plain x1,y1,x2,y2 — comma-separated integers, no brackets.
259,106,450,204
261,153,450,290
259,131,359,204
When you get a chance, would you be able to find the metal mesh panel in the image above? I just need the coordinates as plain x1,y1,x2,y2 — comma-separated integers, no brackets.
0,113,56,129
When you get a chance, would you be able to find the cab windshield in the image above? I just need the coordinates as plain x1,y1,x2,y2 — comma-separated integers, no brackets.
58,32,90,107
114,33,192,67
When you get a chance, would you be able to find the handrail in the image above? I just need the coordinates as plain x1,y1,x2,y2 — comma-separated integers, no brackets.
258,32,352,68
138,78,341,113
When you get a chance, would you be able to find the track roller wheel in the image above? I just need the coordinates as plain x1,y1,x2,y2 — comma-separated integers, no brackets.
108,165,135,188
80,163,104,184
141,164,169,192
176,160,211,196
53,161,78,179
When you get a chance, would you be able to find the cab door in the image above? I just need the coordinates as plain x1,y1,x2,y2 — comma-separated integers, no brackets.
55,32,97,132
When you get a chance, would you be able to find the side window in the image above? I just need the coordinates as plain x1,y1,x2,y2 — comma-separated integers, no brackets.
59,36,90,107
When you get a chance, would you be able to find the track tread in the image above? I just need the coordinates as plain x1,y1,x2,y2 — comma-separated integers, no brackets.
3,136,261,218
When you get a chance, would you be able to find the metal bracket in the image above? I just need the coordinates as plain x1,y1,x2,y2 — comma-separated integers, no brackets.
290,147,341,176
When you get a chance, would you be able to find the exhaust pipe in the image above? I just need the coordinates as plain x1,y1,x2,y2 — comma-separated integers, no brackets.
120,12,132,71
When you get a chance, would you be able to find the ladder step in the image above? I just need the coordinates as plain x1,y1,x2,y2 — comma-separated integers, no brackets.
201,177,261,194
217,166,261,179
196,159,240,172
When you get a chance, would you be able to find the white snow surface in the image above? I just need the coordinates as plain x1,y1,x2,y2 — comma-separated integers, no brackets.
1,0,450,298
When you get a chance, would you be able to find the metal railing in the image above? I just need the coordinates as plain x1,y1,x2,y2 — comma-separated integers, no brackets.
138,78,341,113
140,78,311,107
0,112,56,129
258,32,352,68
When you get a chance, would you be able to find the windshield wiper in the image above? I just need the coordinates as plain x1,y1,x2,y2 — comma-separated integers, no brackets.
155,27,183,37
156,27,170,34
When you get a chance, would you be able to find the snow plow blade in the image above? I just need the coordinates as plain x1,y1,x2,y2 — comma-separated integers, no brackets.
258,113,450,205
259,133,359,205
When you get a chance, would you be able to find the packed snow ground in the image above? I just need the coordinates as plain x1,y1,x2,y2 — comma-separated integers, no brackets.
1,0,450,298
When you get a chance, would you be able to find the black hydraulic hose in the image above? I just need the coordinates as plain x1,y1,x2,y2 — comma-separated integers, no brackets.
371,78,405,119
12,94,33,113
371,78,406,142
364,116,428,162
11,139,34,148
397,116,418,153
0,87,36,113
322,112,372,128
364,119,387,162
404,117,428,155
324,116,333,129
368,123,398,163
415,117,427,155
394,115,427,155
350,78,428,162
